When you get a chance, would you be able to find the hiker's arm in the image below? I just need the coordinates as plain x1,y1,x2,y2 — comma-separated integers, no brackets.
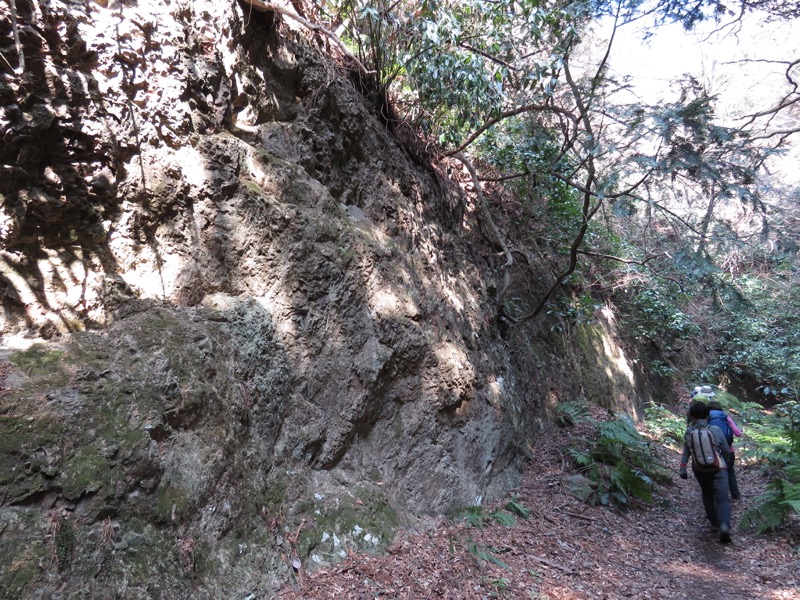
679,432,691,478
728,416,743,437
680,444,690,465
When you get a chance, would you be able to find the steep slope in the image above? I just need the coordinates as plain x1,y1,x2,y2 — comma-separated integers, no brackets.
1,1,648,597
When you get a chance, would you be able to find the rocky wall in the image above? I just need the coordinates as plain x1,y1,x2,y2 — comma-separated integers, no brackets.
0,1,645,597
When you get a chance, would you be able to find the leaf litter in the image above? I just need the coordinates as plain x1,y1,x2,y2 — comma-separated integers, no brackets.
275,408,800,600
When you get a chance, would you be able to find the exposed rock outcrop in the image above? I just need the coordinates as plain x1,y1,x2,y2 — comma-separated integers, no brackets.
0,1,646,597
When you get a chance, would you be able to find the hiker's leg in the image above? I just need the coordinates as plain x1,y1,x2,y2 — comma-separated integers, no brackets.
694,471,717,524
728,451,740,499
713,470,731,530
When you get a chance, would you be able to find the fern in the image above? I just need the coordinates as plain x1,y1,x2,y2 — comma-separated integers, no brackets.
556,401,590,427
727,399,768,424
599,417,644,447
504,497,531,519
491,509,517,527
746,426,796,463
608,465,630,501
454,506,486,528
735,399,800,532
566,416,665,506
783,500,800,512
611,463,655,503
595,418,646,466
740,489,788,532
740,462,800,532
467,542,511,570
566,446,593,469
644,403,685,444
740,478,798,532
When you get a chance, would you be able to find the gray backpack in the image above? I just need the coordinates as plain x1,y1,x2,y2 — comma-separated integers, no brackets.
690,426,720,471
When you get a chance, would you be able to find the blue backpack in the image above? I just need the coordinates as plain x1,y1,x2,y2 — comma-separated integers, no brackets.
708,409,734,446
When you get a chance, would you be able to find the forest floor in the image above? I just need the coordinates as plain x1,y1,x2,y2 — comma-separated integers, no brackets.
274,403,800,600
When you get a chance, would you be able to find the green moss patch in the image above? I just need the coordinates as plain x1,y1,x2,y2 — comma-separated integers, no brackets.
8,345,67,376
294,486,398,561
0,538,47,597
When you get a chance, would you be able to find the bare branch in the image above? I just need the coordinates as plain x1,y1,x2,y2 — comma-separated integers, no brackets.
577,250,685,292
9,0,25,73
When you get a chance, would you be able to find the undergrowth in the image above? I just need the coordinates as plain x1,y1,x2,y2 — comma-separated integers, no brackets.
644,403,685,446
644,395,800,534
737,400,800,533
562,407,670,507
452,496,531,529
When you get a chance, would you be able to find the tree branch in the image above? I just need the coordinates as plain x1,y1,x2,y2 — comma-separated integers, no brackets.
478,170,530,182
576,250,685,292
444,102,578,157
9,0,25,73
746,127,800,141
512,53,604,324
458,42,517,70
453,153,514,310
631,193,703,236
548,170,652,201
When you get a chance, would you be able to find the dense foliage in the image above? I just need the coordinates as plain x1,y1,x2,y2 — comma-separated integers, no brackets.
556,403,671,506
736,399,800,532
316,0,799,394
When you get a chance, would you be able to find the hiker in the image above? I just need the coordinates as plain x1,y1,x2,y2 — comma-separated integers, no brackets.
686,385,716,424
708,399,743,500
679,400,733,544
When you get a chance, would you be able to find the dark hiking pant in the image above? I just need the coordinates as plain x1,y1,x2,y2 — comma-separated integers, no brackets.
728,451,740,499
693,468,731,531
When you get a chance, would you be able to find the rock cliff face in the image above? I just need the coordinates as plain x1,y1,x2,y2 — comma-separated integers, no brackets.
0,1,646,597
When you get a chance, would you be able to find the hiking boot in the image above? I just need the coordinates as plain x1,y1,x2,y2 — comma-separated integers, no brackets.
719,523,731,544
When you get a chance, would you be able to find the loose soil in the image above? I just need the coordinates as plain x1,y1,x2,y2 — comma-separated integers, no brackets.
275,407,800,600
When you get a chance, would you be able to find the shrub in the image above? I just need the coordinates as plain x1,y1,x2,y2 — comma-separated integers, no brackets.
565,415,670,506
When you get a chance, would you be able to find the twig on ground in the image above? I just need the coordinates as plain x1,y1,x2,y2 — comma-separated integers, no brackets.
565,511,596,522
527,554,577,574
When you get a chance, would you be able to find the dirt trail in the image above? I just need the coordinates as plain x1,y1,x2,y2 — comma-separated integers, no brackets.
275,410,800,600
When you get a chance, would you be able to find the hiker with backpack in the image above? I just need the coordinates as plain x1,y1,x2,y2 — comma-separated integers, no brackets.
708,399,743,500
686,385,716,423
679,400,733,544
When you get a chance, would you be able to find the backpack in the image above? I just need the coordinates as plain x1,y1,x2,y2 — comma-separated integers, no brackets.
689,426,721,471
708,410,734,446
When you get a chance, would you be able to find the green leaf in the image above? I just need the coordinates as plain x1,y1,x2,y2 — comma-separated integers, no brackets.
491,509,516,527
504,498,531,519
556,401,591,426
